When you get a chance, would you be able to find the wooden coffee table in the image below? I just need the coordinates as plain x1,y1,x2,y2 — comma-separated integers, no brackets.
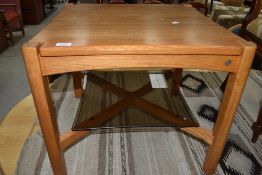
22,4,256,175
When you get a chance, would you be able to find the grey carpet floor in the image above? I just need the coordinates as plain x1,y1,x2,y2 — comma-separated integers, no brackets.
0,4,64,122
16,70,262,175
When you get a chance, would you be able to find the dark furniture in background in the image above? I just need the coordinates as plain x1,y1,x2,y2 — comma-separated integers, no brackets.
21,0,64,25
70,0,173,3
43,0,61,17
20,0,45,25
0,19,8,53
0,3,25,45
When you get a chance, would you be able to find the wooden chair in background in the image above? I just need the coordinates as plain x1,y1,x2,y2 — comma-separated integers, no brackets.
0,2,25,45
220,0,262,91
218,0,262,143
189,1,208,16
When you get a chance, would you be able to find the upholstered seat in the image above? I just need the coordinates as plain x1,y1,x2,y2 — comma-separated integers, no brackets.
4,11,20,22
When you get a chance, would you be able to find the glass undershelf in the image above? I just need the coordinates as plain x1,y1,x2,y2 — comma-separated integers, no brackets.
71,71,199,131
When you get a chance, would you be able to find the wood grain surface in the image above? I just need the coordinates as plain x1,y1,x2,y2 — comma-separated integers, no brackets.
39,55,240,75
28,4,251,56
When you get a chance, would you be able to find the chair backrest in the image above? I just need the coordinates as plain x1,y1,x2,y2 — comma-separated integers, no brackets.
240,0,262,37
0,0,22,14
189,1,208,16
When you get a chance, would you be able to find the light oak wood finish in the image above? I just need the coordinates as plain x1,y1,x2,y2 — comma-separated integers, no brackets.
39,55,240,75
181,127,213,145
72,72,83,97
59,131,89,151
214,44,256,135
22,43,66,175
33,5,246,56
204,42,256,174
40,43,243,56
22,4,256,175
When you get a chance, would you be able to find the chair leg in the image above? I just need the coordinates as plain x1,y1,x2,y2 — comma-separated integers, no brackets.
7,24,15,45
259,58,262,70
220,74,228,92
251,107,262,143
19,19,25,36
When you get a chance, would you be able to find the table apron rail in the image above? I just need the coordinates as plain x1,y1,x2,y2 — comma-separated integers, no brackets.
39,44,243,57
39,55,240,76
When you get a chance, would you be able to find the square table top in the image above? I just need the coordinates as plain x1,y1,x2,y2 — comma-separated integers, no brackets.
29,4,251,56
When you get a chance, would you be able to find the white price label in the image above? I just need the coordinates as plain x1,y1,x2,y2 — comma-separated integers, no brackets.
55,43,72,47
171,21,180,25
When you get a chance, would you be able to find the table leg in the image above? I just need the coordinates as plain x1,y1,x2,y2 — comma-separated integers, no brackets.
203,45,256,175
220,74,228,92
72,72,83,97
172,68,183,96
23,43,67,175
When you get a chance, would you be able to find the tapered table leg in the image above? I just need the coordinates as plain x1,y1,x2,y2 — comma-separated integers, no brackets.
23,43,67,175
72,72,83,97
172,68,183,96
203,45,256,175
